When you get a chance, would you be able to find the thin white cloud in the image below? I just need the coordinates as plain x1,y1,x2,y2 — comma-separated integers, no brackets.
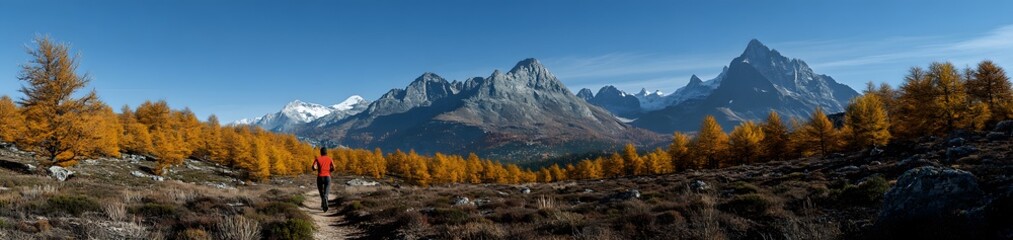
543,52,729,80
951,25,1013,51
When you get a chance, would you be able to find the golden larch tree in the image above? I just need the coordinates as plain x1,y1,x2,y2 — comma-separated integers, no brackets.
967,60,1013,122
16,36,102,165
843,94,891,150
760,111,789,162
0,96,26,143
668,132,691,171
728,121,764,165
693,115,728,169
800,108,839,157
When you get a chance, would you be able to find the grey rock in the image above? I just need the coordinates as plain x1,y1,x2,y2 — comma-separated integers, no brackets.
878,166,986,237
346,178,379,187
994,120,1013,135
48,166,73,181
584,189,594,193
838,165,860,173
602,189,641,203
496,191,509,196
690,180,710,191
520,187,531,194
986,131,1007,141
947,137,966,147
151,176,164,182
452,196,472,206
946,146,977,161
869,147,884,156
130,171,147,178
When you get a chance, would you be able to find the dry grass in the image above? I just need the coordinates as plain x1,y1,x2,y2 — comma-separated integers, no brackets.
214,215,261,240
103,200,127,221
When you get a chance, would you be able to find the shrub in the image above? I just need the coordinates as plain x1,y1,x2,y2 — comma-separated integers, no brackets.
45,195,101,217
724,181,761,195
836,176,889,206
427,208,471,225
180,228,211,240
131,202,181,218
216,215,261,240
256,202,308,221
103,201,127,221
263,218,314,240
721,193,778,217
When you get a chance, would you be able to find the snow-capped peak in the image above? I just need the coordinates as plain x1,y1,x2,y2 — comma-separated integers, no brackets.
332,95,367,111
282,100,334,123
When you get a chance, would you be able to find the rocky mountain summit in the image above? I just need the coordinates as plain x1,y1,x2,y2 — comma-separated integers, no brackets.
305,58,663,160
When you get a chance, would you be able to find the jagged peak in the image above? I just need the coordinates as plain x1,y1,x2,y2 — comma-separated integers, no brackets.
509,58,544,73
689,74,703,83
414,72,445,82
741,39,776,60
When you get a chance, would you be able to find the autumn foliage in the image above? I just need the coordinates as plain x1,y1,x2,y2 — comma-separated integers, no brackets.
2,36,1011,186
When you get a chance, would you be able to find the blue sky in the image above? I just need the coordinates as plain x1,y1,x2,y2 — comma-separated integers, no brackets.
1,1,1012,122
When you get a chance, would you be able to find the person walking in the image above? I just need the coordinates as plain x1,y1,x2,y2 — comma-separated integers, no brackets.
312,147,335,212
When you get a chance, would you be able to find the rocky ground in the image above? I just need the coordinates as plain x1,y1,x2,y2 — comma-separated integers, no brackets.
0,129,1009,239
0,146,324,240
327,130,1012,240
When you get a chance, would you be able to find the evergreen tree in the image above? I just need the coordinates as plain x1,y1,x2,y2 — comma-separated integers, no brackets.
622,143,644,176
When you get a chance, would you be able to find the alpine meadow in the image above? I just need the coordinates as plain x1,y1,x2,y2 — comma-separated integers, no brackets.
1,1,1011,240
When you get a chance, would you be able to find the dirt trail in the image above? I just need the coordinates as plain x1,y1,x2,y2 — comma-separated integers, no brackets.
301,189,356,240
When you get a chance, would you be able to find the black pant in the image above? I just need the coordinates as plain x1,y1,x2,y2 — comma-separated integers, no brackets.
316,176,331,211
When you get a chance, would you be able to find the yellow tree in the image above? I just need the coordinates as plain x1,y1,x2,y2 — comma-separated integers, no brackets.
17,36,102,165
195,115,225,162
929,62,971,133
137,101,188,174
728,121,764,165
174,108,203,155
968,60,1013,122
693,115,728,169
0,96,26,143
668,132,691,171
622,143,644,176
801,108,838,157
119,105,153,155
895,67,938,138
602,153,625,178
465,153,484,184
83,103,122,158
760,111,789,162
548,164,567,182
843,94,891,150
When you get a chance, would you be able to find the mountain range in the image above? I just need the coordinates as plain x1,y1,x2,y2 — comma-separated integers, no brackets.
580,39,859,133
236,39,859,161
233,96,370,132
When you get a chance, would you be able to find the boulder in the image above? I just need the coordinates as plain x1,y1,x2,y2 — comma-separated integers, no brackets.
601,189,641,203
946,146,977,162
868,147,885,156
151,176,165,182
877,167,986,238
346,178,379,187
690,180,710,191
452,196,472,206
986,131,1008,141
130,171,147,178
947,137,966,147
47,166,73,182
994,120,1013,135
520,187,531,194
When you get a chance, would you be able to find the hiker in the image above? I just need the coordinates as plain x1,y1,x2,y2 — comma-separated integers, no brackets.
312,147,335,212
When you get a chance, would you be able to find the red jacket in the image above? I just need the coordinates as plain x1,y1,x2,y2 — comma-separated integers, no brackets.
313,156,334,177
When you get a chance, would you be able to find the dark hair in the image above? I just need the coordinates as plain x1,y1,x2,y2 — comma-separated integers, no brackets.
320,147,328,156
